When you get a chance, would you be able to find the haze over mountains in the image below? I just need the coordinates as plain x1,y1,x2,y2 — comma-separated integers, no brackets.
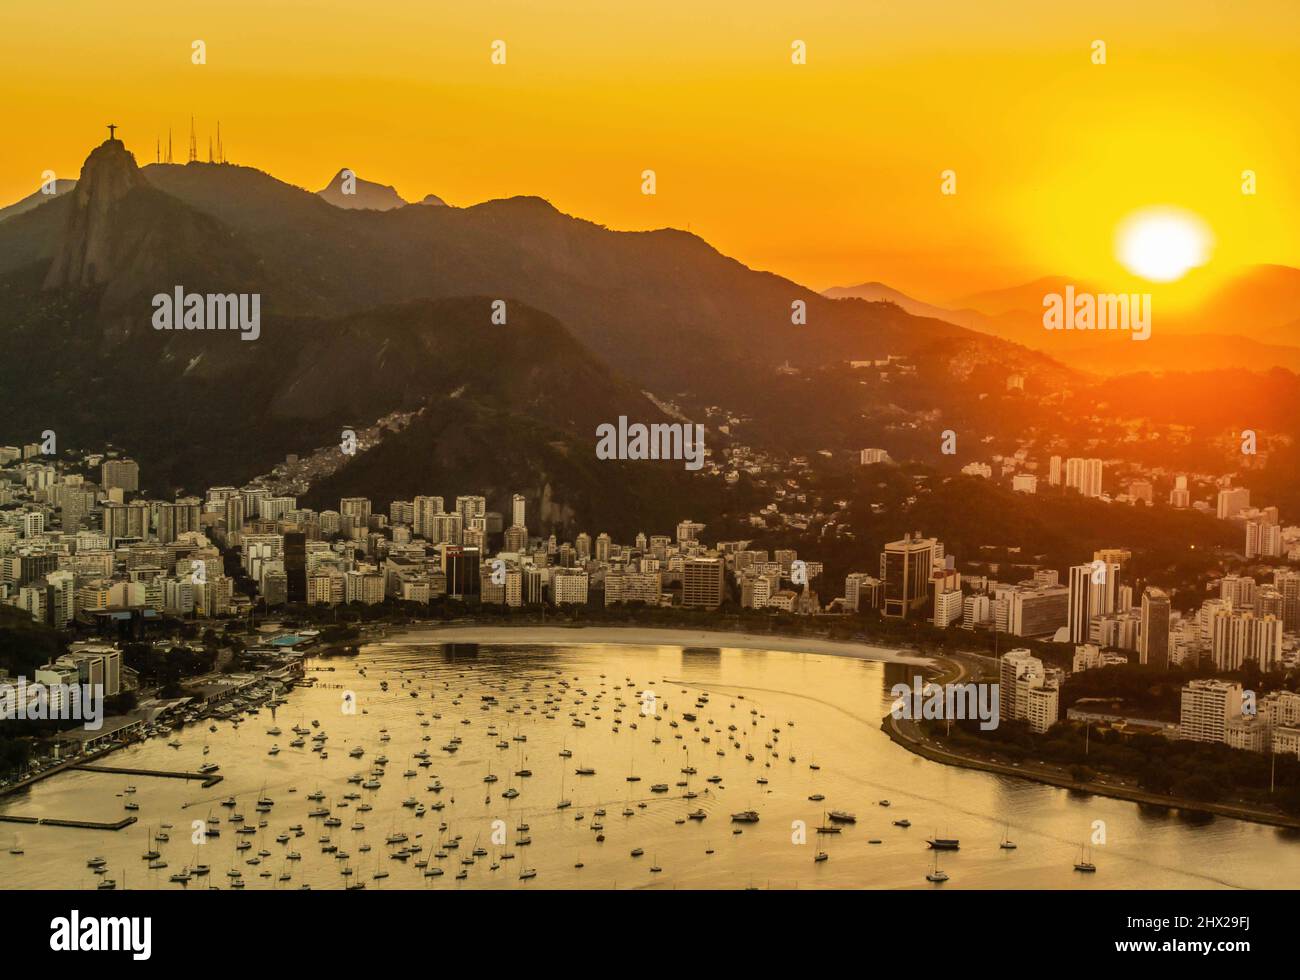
0,180,75,224
825,265,1300,374
0,137,1292,530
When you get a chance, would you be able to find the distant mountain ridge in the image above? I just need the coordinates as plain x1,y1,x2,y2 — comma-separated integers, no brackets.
824,271,1300,374
317,168,408,211
0,179,75,224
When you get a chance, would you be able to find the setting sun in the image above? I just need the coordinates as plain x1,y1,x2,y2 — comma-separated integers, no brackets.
1115,207,1215,283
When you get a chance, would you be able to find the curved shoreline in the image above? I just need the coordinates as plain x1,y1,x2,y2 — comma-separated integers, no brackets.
883,657,1300,832
372,623,937,666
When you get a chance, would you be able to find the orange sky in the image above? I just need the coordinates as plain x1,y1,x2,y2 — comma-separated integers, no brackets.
2,0,1297,302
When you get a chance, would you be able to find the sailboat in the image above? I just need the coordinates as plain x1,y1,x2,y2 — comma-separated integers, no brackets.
926,853,949,883
926,828,960,850
816,812,842,835
1074,844,1096,873
999,823,1017,850
514,745,531,778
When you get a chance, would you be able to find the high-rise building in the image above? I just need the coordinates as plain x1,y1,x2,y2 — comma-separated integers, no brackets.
1064,457,1103,498
45,570,77,627
224,495,246,542
504,525,528,553
1246,520,1283,559
1273,570,1300,631
961,594,990,628
999,651,1062,734
101,458,140,493
934,589,964,628
339,497,372,525
504,568,523,607
157,498,201,544
682,557,724,609
389,500,414,526
880,533,937,618
1048,456,1062,486
442,545,481,600
344,569,384,605
431,512,463,546
552,568,589,606
1216,487,1250,520
676,520,705,544
455,496,486,527
605,569,662,606
262,568,287,606
1179,679,1243,743
479,567,507,605
1139,587,1170,670
511,494,526,530
844,573,882,612
413,496,444,540
1007,585,1069,637
1219,574,1256,610
284,532,307,603
1068,562,1118,643
999,649,1044,729
1209,609,1283,671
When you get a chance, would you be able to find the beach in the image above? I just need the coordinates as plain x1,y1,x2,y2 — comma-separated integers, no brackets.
380,624,937,666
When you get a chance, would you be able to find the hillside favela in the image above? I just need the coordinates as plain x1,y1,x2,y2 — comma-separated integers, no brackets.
0,0,1295,954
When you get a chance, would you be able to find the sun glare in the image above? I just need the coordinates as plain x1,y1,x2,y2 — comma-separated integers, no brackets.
1115,207,1214,283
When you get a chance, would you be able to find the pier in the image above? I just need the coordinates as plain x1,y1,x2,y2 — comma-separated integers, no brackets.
0,814,138,831
71,765,225,789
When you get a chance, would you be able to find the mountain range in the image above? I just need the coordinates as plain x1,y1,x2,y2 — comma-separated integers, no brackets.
0,137,1293,535
825,266,1300,374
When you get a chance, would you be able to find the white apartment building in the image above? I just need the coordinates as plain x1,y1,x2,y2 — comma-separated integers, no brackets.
1179,679,1243,744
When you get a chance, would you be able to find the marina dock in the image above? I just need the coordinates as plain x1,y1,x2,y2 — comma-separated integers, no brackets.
0,814,138,831
71,764,225,788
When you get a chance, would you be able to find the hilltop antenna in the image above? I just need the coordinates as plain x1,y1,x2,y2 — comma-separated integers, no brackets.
156,138,160,164
208,134,213,163
188,115,197,163
216,121,224,163
167,127,173,164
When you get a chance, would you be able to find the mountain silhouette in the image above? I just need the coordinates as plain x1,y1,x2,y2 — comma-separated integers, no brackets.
0,178,75,224
0,138,1073,519
317,168,408,211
